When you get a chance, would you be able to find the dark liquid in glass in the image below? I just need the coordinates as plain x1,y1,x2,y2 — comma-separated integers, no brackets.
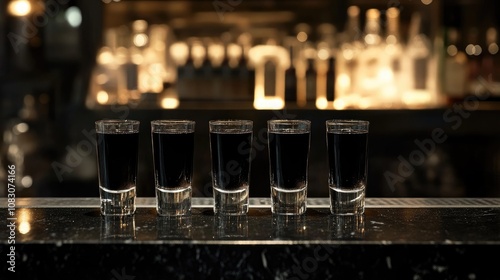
96,132,139,191
268,132,310,190
152,132,194,189
210,132,252,190
327,132,368,190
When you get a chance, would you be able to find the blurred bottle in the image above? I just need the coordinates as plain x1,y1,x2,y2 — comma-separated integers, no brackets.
404,12,435,107
169,40,190,100
317,23,337,105
218,32,233,100
443,28,468,103
284,36,298,102
179,38,197,99
384,7,404,106
248,44,289,109
335,6,362,109
294,23,312,107
356,9,385,106
304,44,317,103
315,40,335,109
236,32,255,101
190,38,208,99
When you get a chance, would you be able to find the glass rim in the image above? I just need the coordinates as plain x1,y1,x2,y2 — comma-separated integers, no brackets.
151,119,195,125
209,119,253,126
268,119,311,125
95,119,140,125
268,119,311,133
326,119,369,125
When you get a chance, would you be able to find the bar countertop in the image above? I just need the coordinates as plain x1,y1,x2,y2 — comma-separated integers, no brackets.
1,197,500,279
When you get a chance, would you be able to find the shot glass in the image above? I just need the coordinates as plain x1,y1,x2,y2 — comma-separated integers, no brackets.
268,120,311,215
151,120,195,216
326,119,369,215
209,120,253,215
95,119,140,216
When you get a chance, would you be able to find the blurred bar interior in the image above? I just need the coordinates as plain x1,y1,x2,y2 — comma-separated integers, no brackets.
1,0,500,198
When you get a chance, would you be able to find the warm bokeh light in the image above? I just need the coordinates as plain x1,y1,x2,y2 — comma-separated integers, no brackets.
296,31,308,43
18,209,31,235
447,45,458,56
96,90,109,104
14,122,29,134
161,97,179,109
191,41,206,68
208,42,225,67
249,45,289,110
133,34,149,47
465,44,482,56
8,0,32,17
253,96,285,110
317,48,329,60
97,47,114,65
170,42,189,66
21,176,33,188
19,221,31,235
488,43,499,55
316,97,329,109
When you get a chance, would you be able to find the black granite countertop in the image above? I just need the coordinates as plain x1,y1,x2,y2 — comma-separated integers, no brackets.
1,197,500,279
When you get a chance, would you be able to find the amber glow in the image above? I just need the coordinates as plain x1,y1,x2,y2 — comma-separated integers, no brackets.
8,0,31,17
248,45,289,110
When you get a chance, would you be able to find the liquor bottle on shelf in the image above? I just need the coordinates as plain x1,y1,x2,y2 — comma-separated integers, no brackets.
356,8,386,107
294,23,312,107
315,42,332,109
283,36,298,103
335,5,362,109
236,32,255,101
443,27,468,103
190,38,209,100
404,12,436,107
248,44,289,109
170,40,192,100
315,23,337,109
384,7,404,107
304,43,317,103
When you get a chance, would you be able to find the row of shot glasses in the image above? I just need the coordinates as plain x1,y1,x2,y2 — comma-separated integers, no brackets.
95,119,369,217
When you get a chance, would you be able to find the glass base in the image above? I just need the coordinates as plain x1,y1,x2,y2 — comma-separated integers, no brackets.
271,186,307,215
99,186,136,216
213,187,249,215
329,187,365,215
156,186,192,216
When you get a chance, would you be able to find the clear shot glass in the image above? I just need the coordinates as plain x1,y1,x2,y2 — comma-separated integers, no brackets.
209,120,253,215
326,119,369,215
267,119,311,215
95,119,140,216
151,120,195,216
